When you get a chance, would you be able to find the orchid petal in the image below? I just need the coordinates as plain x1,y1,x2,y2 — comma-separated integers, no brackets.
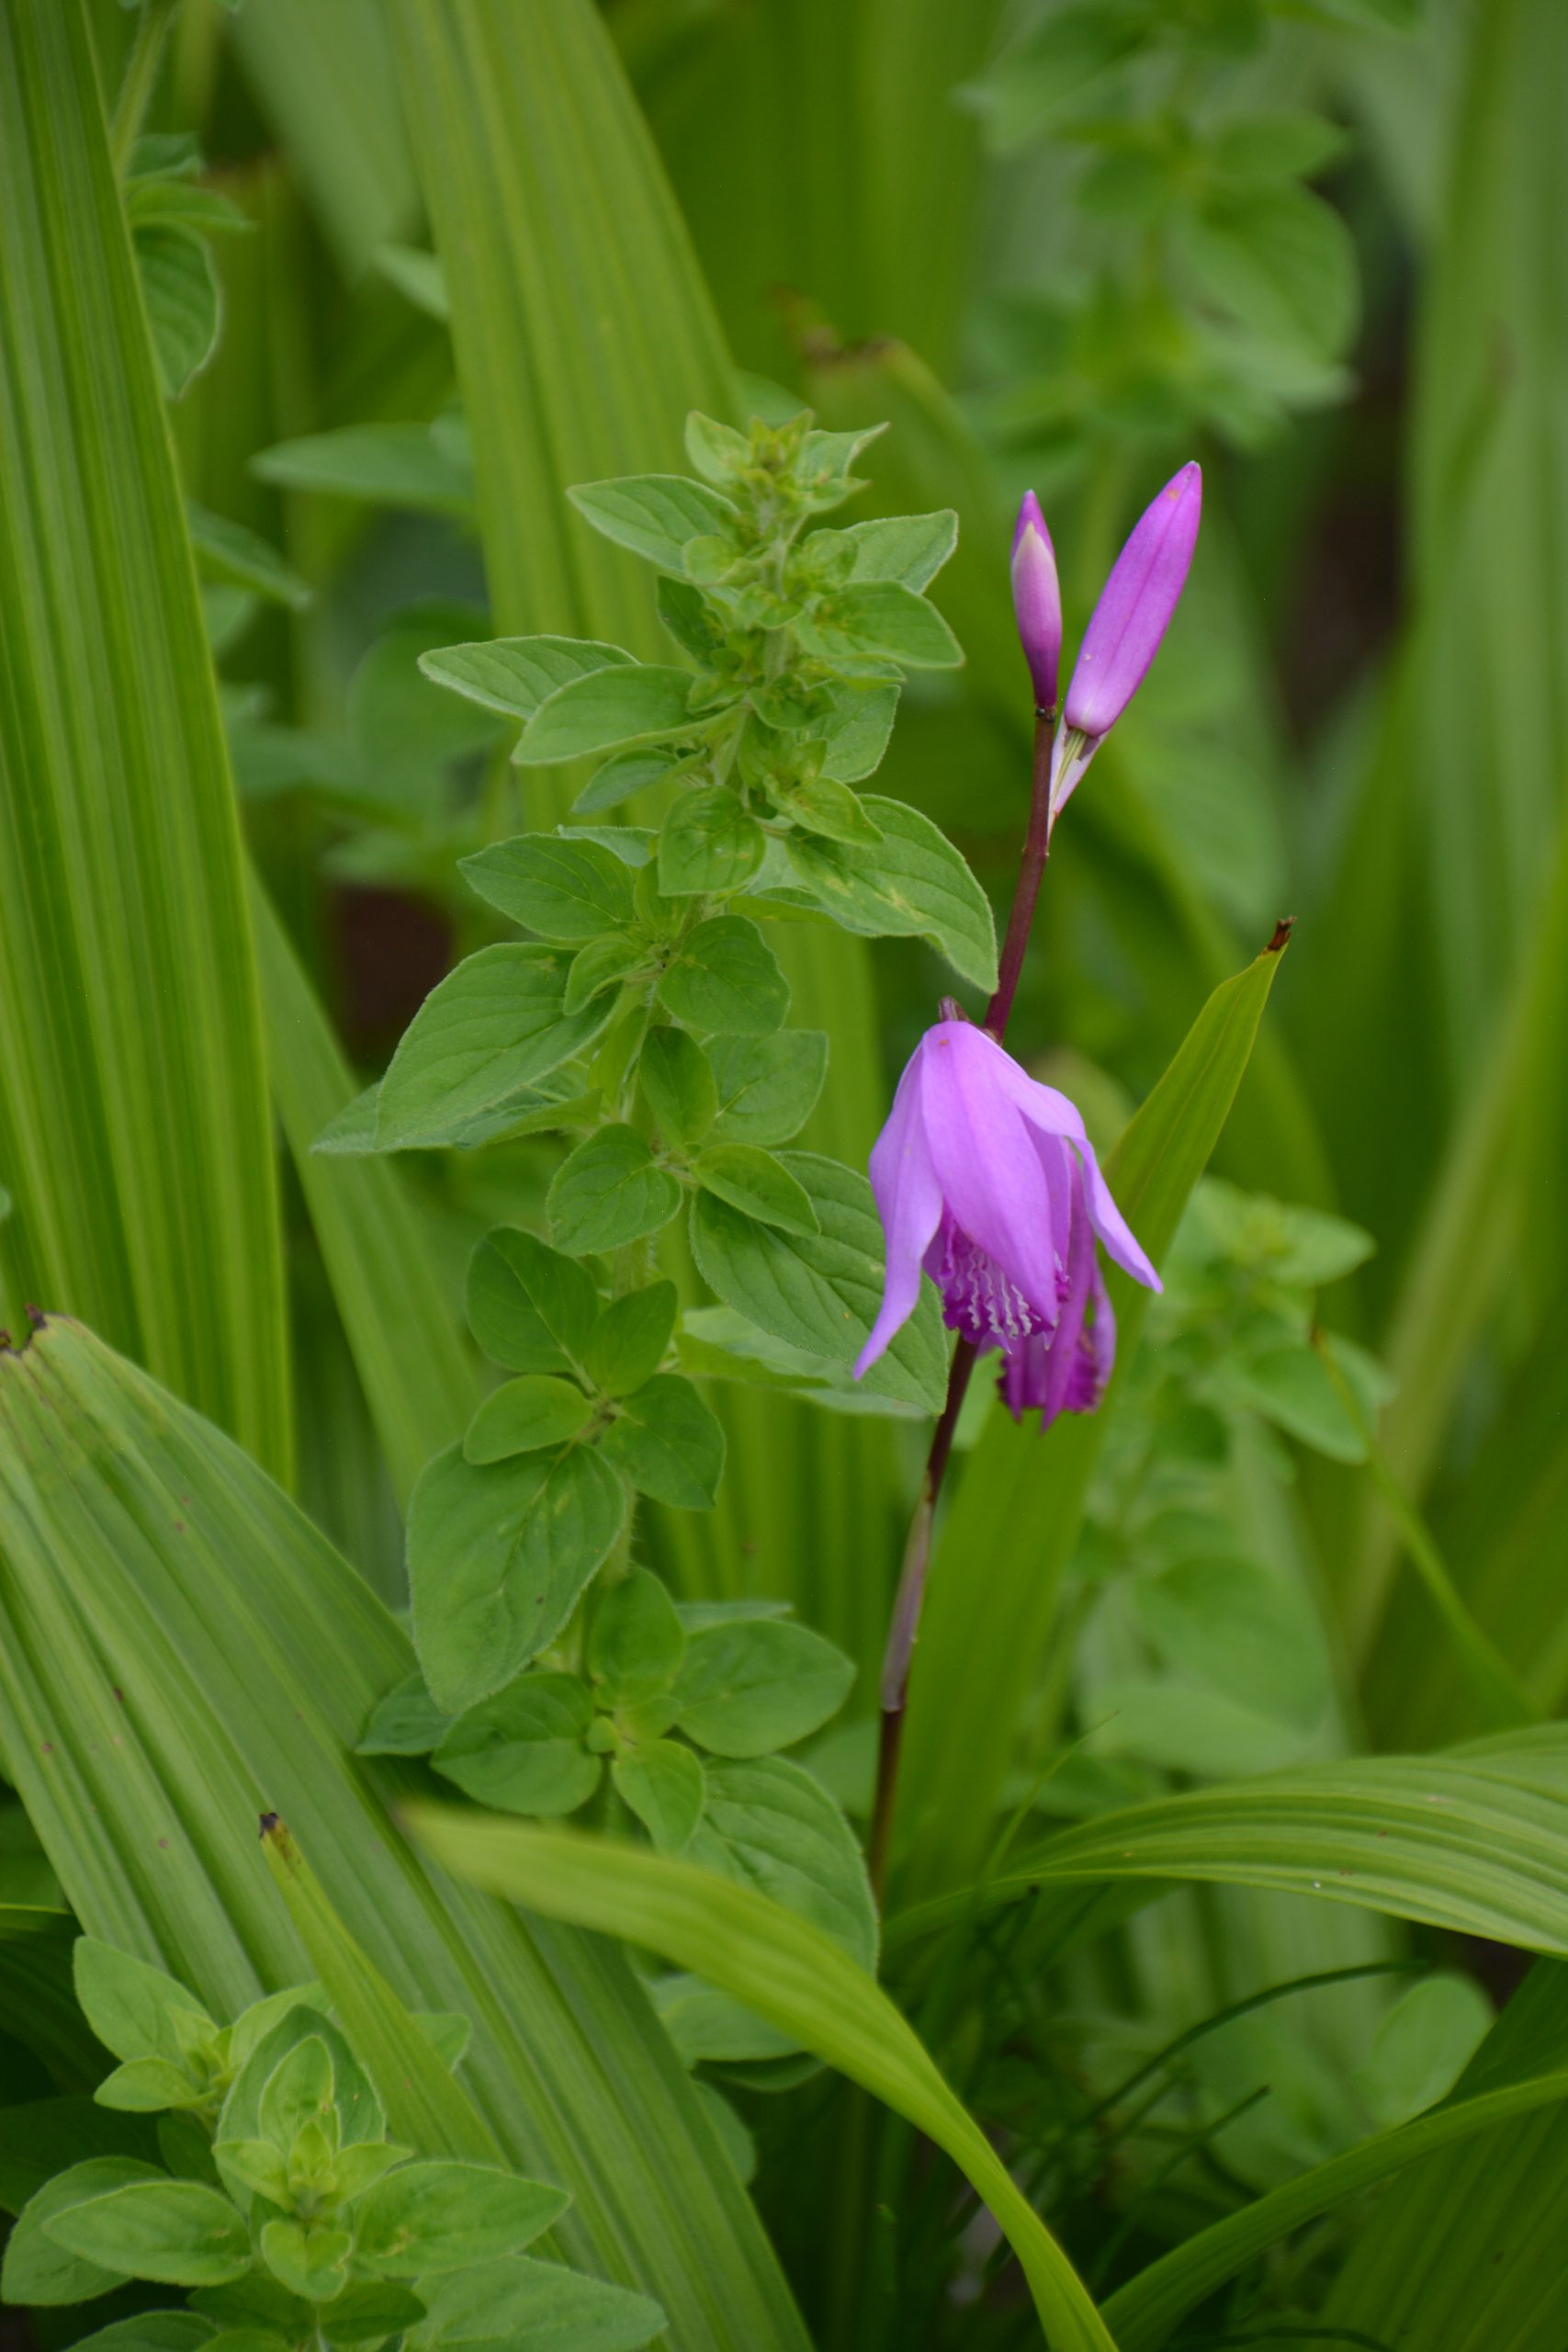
985,1038,1160,1294
1073,1134,1159,1291
916,1025,1059,1319
1041,1163,1097,1425
1063,462,1201,740
998,1336,1038,1422
855,1051,944,1376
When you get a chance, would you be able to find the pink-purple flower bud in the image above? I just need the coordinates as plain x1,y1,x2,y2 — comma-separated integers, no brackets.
1010,491,1062,717
1063,461,1201,741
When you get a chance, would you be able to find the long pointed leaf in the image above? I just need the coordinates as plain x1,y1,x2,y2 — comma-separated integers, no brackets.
893,1730,1568,1957
1106,2061,1568,2348
406,1804,1119,2352
0,0,291,1476
897,930,1291,1895
1321,1961,1568,2349
262,1816,501,2162
0,1318,810,2352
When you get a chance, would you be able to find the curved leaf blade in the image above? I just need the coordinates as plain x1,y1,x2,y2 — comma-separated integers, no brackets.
405,1804,1119,2352
897,932,1291,1894
894,1730,1568,1959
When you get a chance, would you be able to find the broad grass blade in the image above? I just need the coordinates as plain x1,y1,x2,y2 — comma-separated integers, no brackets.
389,0,737,670
893,1729,1568,1958
0,1317,811,2352
1348,815,1568,1664
628,0,1001,379
0,0,291,1478
230,0,420,278
1320,1960,1568,2351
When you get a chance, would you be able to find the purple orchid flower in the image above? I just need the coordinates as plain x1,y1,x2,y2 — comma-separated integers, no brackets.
1011,490,1062,717
854,1018,1159,1428
1052,459,1201,824
996,1158,1118,1426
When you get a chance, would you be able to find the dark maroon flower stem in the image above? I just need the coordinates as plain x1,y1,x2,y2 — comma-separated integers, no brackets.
867,708,1056,1905
985,707,1055,1045
866,1337,976,1900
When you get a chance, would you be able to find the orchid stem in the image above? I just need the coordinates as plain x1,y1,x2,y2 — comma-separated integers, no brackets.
867,708,1058,1905
867,1338,976,1900
985,707,1055,1044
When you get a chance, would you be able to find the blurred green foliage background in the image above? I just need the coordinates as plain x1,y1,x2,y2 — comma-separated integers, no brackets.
4,0,1568,2343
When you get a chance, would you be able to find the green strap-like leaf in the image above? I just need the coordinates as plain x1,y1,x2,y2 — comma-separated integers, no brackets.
1317,1957,1568,2349
893,1728,1568,1957
0,0,291,1478
248,879,479,1506
1104,2058,1568,2350
230,0,419,279
0,1319,810,2352
896,931,1291,1898
406,1804,1119,2352
388,0,737,672
261,1817,500,2162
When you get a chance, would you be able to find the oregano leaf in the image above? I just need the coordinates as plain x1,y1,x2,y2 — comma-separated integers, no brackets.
547,1126,684,1255
409,1444,626,1714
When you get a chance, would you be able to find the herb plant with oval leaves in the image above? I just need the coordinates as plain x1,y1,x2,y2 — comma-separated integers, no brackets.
4,1938,662,2352
326,410,993,1965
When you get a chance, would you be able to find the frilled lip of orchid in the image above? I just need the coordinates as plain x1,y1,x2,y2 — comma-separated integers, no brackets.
853,1020,1159,1380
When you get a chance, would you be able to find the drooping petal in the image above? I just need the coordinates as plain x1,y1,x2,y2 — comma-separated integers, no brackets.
985,1048,1092,1143
1034,1125,1075,1252
997,1204,1118,1430
916,1023,1060,1320
998,1332,1042,1421
855,1047,945,1375
1085,1258,1116,1400
994,1046,1160,1295
1040,1163,1097,1425
1070,1132,1160,1292
1063,462,1201,740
